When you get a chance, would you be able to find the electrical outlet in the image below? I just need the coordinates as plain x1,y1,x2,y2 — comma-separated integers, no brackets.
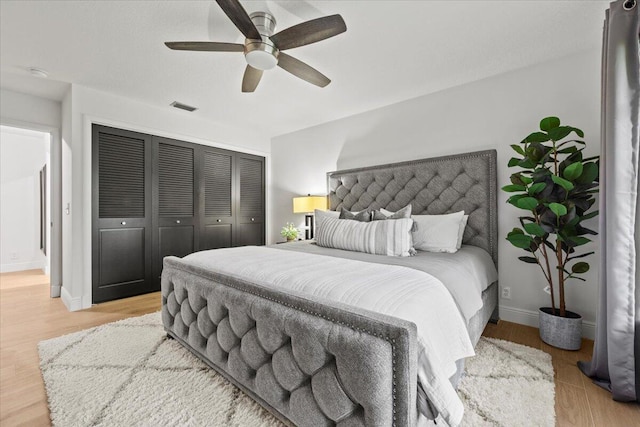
10,252,18,260
501,286,511,300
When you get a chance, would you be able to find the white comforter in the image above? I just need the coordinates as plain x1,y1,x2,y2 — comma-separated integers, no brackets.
182,246,474,426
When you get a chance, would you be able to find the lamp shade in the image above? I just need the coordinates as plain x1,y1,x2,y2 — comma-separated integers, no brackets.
293,195,327,213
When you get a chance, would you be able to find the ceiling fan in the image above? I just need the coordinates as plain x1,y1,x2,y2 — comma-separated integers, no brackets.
165,0,347,92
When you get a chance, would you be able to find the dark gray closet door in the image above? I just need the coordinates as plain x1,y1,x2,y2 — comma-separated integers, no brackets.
200,148,235,250
92,125,153,303
235,154,265,246
152,138,198,284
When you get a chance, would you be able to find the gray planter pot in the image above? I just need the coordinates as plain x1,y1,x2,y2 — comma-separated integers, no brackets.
538,307,582,350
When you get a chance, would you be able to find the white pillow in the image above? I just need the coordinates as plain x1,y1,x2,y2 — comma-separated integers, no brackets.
457,215,469,249
316,217,414,257
412,211,465,253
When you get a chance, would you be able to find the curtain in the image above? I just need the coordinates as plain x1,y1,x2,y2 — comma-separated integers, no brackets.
578,0,640,402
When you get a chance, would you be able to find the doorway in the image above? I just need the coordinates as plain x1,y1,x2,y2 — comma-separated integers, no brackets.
0,125,59,294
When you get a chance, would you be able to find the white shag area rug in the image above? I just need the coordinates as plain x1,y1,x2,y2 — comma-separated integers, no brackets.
38,312,555,427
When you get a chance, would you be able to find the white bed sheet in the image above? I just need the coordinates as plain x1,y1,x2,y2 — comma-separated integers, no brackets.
182,246,475,426
275,242,498,323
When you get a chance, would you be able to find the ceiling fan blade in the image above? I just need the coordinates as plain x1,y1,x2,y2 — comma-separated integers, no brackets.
164,42,244,52
277,53,330,88
242,65,263,92
215,0,261,40
270,14,346,50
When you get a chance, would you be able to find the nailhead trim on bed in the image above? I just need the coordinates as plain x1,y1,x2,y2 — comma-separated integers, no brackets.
162,261,417,427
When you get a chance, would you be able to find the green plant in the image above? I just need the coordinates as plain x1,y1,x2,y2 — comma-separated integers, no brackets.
280,222,299,240
503,117,599,317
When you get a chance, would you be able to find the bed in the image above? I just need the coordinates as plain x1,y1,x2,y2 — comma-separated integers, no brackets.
161,149,498,426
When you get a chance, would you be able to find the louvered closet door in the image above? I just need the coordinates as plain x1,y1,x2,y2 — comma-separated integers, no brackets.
235,154,265,246
152,138,198,284
200,148,234,250
92,125,153,303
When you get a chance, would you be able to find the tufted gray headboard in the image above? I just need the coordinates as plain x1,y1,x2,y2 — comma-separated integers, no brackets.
327,150,498,266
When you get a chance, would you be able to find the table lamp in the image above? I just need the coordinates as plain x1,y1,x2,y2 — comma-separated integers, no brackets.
293,194,327,239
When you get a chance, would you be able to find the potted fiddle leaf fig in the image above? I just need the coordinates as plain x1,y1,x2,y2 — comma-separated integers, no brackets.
503,116,599,350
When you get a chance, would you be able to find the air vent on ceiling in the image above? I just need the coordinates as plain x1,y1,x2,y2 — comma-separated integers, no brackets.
170,101,197,112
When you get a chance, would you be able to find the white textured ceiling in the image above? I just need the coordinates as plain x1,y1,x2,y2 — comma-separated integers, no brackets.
0,0,608,138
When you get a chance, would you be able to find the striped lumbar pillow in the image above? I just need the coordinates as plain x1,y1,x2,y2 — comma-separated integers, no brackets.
316,217,414,257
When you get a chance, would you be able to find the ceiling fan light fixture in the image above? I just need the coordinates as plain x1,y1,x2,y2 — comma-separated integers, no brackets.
245,49,278,70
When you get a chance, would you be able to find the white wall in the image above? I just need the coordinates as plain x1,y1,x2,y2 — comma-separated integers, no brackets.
0,89,61,128
0,88,62,295
62,84,271,310
270,50,601,338
0,126,49,272
61,89,73,304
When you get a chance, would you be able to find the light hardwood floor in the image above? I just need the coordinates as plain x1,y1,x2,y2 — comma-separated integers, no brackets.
482,322,640,426
0,269,50,290
0,273,159,426
1,271,638,426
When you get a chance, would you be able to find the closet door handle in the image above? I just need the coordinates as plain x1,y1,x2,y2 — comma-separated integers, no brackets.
176,220,181,224
121,221,126,225
216,219,221,223
251,218,255,222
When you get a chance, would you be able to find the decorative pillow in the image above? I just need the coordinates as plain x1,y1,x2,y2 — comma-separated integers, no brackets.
457,215,469,249
412,211,465,253
316,217,414,257
315,209,339,236
373,204,412,220
375,205,419,234
315,209,339,222
371,210,387,221
339,207,371,222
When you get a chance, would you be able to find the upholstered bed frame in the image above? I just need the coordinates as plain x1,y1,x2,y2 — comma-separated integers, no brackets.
161,149,498,426
327,149,499,326
327,149,498,267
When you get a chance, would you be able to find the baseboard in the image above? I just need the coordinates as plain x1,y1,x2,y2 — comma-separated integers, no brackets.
50,284,61,298
81,294,92,310
0,261,46,273
500,305,595,340
61,286,83,312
